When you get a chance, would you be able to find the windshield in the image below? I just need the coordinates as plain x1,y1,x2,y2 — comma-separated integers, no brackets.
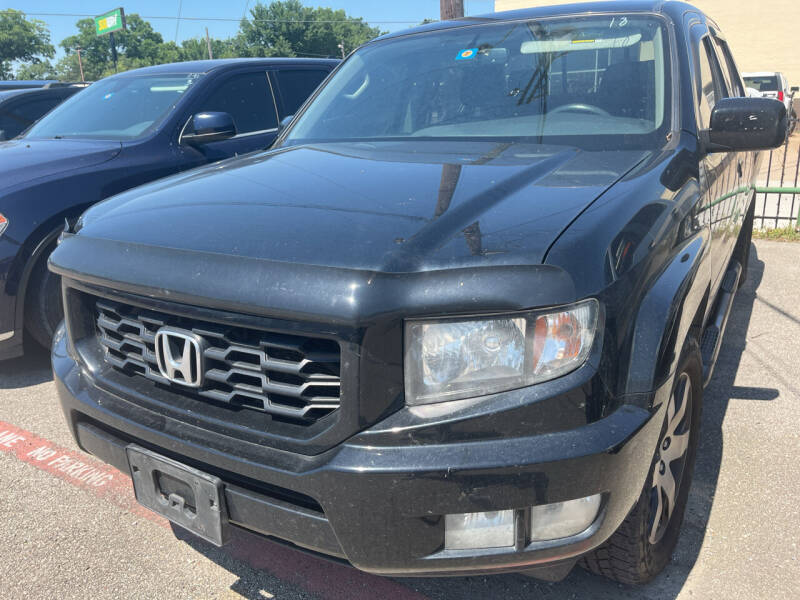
25,73,202,141
285,15,670,149
743,75,779,92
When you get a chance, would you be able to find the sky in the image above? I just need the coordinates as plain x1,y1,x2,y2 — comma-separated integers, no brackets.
12,1,497,57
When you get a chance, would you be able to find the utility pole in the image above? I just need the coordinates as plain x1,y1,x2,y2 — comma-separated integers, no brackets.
75,46,85,82
109,32,118,73
440,0,464,20
205,27,214,60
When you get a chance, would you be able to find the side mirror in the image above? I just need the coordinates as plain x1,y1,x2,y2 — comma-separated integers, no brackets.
279,114,294,132
791,86,799,93
705,97,787,153
181,112,236,145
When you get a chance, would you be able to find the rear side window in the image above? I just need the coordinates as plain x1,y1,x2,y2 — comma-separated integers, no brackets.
15,97,61,122
697,37,726,128
0,97,60,139
713,38,744,97
273,69,330,118
198,71,278,134
742,75,779,92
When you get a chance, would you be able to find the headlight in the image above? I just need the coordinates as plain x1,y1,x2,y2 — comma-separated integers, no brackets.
404,299,598,405
0,213,7,236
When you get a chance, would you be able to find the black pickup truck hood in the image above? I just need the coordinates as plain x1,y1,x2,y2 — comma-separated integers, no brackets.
75,141,646,273
0,138,121,190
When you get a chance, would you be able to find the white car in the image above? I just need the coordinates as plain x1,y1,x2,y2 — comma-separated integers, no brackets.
742,71,793,112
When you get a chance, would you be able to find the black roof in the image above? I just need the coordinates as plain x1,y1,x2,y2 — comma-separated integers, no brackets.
376,1,699,42
114,57,340,77
0,80,60,90
0,87,72,102
0,89,27,101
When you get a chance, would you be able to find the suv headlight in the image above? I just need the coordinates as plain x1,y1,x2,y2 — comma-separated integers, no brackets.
404,299,598,405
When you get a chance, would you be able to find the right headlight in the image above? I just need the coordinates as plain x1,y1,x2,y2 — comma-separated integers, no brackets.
404,299,598,405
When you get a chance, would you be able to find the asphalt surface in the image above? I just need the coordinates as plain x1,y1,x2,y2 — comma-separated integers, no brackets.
1,240,798,599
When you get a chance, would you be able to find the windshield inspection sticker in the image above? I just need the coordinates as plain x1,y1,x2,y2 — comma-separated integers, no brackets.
456,48,478,60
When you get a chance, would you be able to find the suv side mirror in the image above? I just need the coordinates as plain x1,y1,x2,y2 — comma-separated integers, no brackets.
705,97,787,153
791,86,799,93
181,112,236,145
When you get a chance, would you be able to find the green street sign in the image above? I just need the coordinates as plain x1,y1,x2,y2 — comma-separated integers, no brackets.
95,8,126,36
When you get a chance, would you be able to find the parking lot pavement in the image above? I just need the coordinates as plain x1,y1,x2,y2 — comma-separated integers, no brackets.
1,240,798,599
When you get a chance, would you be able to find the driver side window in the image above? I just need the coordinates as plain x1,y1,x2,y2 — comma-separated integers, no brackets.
196,71,279,135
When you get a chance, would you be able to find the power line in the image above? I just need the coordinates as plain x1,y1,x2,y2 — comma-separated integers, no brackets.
174,0,183,42
0,10,424,25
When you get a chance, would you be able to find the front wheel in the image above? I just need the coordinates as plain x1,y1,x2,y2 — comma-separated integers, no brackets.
24,242,63,349
581,339,702,584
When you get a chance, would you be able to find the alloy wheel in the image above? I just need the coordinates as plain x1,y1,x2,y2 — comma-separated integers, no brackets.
648,372,692,545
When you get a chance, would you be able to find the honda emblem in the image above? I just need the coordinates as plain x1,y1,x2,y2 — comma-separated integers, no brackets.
154,327,204,388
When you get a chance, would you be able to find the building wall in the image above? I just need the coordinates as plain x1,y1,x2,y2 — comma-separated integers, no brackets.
494,1,800,88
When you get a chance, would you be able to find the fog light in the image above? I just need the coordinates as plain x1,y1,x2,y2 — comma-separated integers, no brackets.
530,494,601,541
444,510,515,550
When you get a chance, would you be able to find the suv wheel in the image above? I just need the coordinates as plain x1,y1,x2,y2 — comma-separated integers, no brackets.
24,241,63,349
581,339,702,584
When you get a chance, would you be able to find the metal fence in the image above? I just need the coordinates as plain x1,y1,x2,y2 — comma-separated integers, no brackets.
754,106,800,230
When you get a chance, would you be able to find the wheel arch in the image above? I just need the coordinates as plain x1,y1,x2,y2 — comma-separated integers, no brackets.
623,234,710,398
11,205,92,342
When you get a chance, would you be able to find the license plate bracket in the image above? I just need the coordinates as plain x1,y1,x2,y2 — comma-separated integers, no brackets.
126,445,229,546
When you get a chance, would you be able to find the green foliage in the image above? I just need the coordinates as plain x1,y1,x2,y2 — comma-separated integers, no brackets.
9,2,385,81
57,14,176,80
0,9,55,79
177,37,238,62
236,1,384,58
752,226,800,242
15,59,57,80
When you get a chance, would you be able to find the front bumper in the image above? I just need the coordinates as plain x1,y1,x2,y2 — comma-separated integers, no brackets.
53,328,668,577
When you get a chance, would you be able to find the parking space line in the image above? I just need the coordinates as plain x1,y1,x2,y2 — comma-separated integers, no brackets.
0,420,428,600
0,419,160,522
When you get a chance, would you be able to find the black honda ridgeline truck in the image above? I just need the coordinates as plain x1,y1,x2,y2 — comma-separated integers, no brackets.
50,1,786,585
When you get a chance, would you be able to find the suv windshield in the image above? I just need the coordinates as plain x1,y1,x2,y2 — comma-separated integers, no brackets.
285,15,670,149
25,73,202,141
743,75,779,92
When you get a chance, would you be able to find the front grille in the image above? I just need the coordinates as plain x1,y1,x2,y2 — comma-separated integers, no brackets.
95,299,341,423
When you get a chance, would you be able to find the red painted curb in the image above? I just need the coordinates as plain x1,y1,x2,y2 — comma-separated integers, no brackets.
0,420,428,600
0,420,160,523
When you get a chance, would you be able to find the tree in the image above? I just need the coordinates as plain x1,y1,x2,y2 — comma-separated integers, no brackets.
15,59,57,80
57,14,177,80
178,37,237,62
9,3,384,82
0,9,55,79
236,1,383,58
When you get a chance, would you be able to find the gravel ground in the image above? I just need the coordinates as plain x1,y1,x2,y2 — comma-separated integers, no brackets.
0,240,798,599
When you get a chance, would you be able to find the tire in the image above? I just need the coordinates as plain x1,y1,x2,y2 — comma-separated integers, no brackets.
735,196,755,289
24,241,63,349
580,339,702,584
